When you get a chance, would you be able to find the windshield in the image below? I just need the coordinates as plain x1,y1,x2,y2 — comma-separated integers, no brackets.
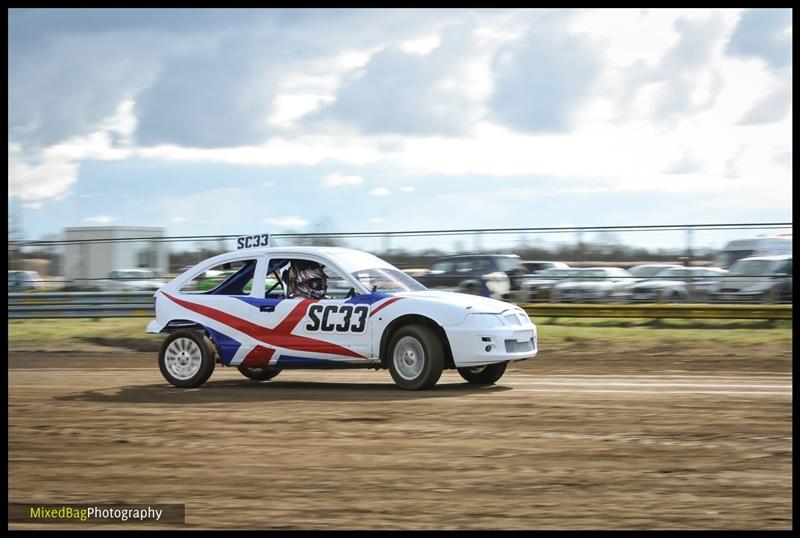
352,268,426,293
656,268,690,278
536,268,570,278
715,250,755,269
577,269,608,280
728,260,772,276
631,266,674,278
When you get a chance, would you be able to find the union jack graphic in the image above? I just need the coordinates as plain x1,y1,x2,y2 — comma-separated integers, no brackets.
161,292,403,367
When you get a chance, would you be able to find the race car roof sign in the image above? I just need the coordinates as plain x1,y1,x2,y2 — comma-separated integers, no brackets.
237,233,270,249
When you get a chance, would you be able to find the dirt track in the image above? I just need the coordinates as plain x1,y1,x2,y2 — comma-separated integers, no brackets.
8,348,792,530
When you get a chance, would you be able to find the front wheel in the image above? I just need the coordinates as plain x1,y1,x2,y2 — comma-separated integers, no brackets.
457,362,508,385
388,324,444,390
237,365,281,381
159,330,216,388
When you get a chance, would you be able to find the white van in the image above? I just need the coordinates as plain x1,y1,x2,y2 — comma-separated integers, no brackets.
714,236,792,269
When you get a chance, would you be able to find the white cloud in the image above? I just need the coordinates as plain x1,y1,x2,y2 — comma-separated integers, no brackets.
322,172,364,187
8,145,79,202
370,187,392,196
268,94,332,128
263,216,310,228
83,215,117,224
400,186,416,192
43,130,134,161
400,35,442,55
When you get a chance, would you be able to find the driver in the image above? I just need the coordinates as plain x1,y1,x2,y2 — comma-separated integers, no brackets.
285,260,328,299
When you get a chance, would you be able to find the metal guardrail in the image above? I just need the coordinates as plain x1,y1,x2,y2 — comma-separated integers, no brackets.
8,292,155,304
521,303,792,320
6,292,793,320
8,292,154,319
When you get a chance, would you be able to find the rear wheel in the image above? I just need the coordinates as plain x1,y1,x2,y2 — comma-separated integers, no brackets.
237,365,281,381
159,330,216,388
457,362,508,385
388,324,444,390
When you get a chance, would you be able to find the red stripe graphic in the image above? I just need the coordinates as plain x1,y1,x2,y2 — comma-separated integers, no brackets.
370,297,403,317
163,293,365,358
241,345,275,367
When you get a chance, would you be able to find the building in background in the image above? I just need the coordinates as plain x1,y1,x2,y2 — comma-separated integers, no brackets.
63,226,168,283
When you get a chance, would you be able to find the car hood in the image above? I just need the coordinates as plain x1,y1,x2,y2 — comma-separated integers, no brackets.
393,290,513,314
634,279,685,289
556,281,614,290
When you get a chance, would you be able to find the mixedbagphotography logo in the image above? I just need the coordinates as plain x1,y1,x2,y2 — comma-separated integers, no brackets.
8,503,185,525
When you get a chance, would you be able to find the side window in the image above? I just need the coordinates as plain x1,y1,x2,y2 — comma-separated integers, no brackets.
473,258,492,273
431,260,454,274
180,259,256,295
272,258,353,300
455,259,474,273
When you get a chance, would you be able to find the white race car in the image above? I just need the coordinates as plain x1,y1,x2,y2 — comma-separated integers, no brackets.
146,237,538,390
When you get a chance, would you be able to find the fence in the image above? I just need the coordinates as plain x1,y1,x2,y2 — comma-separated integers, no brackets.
8,222,793,285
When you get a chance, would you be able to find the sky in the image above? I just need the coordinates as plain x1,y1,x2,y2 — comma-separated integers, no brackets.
7,8,793,250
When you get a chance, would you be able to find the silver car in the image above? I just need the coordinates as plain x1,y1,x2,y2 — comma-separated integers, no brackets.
101,269,165,292
551,267,632,303
627,267,728,303
710,255,792,303
521,268,576,302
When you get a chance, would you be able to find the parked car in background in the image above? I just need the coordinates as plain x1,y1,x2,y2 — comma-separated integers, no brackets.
415,254,529,301
551,267,632,303
521,268,577,302
100,269,164,292
625,266,728,303
8,270,44,292
521,260,570,275
627,263,683,281
714,236,792,269
710,255,792,303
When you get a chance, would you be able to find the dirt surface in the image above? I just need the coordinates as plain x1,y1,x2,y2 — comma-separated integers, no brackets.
8,347,792,530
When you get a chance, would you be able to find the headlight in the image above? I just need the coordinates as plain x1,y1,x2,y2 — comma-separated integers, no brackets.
468,313,506,329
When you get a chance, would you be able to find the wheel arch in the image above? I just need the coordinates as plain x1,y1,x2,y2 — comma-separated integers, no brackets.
379,314,455,370
161,320,222,361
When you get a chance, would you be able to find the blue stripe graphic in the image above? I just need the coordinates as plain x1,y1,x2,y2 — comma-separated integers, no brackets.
345,293,393,305
206,326,241,365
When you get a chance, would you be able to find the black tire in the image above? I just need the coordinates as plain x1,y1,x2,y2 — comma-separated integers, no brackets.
667,291,683,303
457,362,508,385
387,324,444,390
158,330,216,388
237,365,281,381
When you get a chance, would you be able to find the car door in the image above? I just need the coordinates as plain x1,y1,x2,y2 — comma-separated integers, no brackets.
247,257,372,367
171,256,265,365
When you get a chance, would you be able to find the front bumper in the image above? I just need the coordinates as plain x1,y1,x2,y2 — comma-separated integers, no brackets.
710,291,767,302
444,313,538,368
146,319,165,333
